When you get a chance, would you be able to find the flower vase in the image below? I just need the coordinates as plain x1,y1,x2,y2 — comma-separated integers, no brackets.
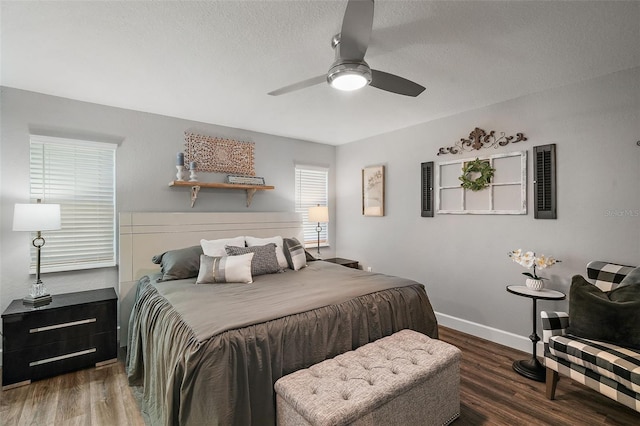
525,278,544,291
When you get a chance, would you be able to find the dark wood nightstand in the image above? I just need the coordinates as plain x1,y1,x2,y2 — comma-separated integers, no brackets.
2,287,117,390
323,258,359,270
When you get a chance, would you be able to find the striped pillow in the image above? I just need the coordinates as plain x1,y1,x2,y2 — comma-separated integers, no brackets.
196,253,254,284
283,237,307,271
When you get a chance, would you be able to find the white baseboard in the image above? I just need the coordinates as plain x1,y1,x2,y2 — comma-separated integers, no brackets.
435,312,544,355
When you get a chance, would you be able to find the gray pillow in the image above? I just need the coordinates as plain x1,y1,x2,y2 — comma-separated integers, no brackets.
152,245,203,282
619,266,640,287
225,243,282,276
305,250,317,262
283,237,307,270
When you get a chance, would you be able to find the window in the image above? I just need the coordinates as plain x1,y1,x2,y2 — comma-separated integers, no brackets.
294,165,329,247
29,135,116,273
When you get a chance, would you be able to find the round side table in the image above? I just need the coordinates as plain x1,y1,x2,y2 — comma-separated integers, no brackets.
506,285,566,382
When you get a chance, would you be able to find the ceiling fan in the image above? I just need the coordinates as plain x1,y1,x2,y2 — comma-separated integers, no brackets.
268,0,425,97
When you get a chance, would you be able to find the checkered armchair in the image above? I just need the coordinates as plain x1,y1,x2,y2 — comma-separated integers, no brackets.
541,261,639,412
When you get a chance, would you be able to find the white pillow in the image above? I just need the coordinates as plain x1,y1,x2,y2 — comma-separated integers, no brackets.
196,253,254,284
201,236,245,257
245,236,288,269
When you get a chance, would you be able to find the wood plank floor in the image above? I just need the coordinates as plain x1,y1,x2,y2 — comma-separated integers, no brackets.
0,359,144,426
1,326,638,425
438,326,639,425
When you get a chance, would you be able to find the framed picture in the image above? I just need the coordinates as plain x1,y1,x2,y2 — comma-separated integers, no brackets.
362,165,385,216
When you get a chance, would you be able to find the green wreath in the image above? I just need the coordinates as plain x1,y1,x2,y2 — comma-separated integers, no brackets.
459,158,495,191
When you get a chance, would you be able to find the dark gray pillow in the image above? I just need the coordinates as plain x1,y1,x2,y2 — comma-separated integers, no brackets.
152,245,203,282
305,250,317,262
566,274,640,349
619,266,640,287
225,243,281,276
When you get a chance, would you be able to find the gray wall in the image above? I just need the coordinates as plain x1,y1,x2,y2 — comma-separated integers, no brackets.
335,67,640,351
1,67,638,357
0,88,336,350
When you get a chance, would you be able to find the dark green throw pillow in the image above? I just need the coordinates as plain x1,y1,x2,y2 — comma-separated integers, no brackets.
566,274,640,349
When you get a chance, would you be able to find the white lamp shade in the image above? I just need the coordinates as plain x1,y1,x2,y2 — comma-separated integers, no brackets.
308,206,329,223
13,203,62,231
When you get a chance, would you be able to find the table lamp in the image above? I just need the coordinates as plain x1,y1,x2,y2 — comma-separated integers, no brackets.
13,199,61,306
308,205,329,257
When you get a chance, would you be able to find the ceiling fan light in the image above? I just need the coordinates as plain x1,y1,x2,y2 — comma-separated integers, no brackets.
327,62,372,92
330,73,368,91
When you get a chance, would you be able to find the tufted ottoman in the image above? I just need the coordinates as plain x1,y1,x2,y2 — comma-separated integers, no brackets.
274,329,461,426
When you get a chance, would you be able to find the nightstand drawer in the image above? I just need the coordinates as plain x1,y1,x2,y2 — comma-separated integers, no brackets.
2,331,117,386
2,301,116,352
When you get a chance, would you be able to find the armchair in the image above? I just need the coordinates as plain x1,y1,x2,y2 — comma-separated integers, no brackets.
541,261,639,413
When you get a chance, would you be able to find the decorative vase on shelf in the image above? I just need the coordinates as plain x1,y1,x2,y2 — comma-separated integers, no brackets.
525,278,544,291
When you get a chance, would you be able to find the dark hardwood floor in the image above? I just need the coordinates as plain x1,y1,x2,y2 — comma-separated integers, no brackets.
1,326,638,425
438,326,639,425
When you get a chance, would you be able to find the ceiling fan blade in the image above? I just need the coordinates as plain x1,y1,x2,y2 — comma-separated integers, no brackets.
370,69,425,97
267,75,327,96
338,0,374,60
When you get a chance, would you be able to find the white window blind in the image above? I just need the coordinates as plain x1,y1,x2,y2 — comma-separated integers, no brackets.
295,166,329,247
29,135,116,273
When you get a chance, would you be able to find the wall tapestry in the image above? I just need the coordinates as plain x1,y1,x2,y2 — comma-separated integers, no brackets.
184,132,255,175
436,151,527,215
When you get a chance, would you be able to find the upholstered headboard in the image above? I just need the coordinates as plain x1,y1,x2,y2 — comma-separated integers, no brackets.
118,211,303,345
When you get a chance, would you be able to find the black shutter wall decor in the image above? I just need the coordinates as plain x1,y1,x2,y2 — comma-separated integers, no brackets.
533,144,557,219
421,161,434,217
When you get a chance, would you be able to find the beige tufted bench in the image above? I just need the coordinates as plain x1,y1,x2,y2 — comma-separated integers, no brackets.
274,329,461,426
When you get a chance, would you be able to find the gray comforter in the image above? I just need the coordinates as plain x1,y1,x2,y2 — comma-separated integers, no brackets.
127,261,438,426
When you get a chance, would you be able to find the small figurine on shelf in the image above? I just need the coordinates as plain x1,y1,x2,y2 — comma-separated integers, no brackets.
176,152,185,181
189,161,198,182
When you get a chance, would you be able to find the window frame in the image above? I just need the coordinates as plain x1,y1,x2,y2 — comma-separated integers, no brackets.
294,165,329,248
29,134,117,273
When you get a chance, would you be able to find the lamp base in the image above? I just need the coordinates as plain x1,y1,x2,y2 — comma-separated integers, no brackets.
23,293,52,307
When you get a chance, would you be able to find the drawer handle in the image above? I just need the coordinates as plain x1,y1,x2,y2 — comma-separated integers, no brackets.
29,348,97,367
29,318,97,333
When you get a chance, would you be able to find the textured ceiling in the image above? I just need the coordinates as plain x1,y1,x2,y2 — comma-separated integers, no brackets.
2,1,639,145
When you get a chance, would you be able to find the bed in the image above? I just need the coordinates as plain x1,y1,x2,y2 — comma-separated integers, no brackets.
120,212,438,426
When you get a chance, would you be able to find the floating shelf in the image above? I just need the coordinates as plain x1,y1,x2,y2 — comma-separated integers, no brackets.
168,181,275,208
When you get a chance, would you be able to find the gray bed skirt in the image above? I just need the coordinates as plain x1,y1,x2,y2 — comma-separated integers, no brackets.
127,266,438,426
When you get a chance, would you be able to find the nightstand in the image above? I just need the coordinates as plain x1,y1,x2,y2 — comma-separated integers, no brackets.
323,257,359,269
2,287,117,390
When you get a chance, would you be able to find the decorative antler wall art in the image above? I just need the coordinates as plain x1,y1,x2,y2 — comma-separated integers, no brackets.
437,127,527,156
184,132,255,175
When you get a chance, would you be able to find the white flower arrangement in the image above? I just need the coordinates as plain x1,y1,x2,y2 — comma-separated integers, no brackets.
508,249,560,280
